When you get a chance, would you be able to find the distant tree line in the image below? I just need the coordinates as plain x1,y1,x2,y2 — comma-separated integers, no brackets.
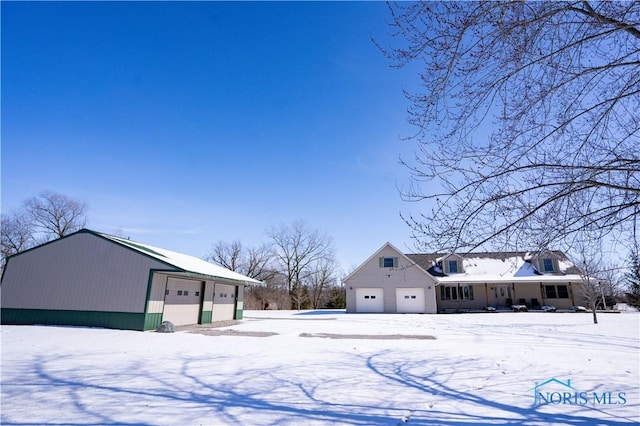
1,192,345,310
1,191,88,270
205,221,345,310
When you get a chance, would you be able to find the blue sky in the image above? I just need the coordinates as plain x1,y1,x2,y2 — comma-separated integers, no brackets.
2,1,427,272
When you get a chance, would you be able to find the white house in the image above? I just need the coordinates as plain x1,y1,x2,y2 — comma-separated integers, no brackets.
1,229,261,330
344,242,585,313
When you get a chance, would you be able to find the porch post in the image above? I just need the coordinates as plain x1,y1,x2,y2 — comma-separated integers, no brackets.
569,282,576,305
484,283,489,306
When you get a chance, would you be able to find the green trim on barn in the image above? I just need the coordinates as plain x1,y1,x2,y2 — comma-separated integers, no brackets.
1,308,146,331
143,312,163,331
235,308,243,320
201,310,212,324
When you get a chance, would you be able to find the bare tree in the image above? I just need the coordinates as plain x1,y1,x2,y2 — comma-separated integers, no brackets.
206,240,244,273
379,2,640,253
267,221,336,310
24,191,88,242
205,240,285,310
1,212,35,270
308,257,339,309
572,241,620,324
205,240,276,281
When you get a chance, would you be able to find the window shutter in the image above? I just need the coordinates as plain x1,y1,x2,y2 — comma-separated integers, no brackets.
378,257,383,268
393,257,398,268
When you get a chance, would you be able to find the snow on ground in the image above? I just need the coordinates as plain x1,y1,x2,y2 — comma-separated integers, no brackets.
2,311,639,425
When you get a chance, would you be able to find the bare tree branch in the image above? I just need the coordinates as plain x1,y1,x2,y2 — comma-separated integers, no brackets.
24,191,88,243
381,1,640,253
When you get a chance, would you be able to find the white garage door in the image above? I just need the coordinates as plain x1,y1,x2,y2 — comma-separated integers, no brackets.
355,288,384,313
163,278,203,326
396,288,426,313
212,283,236,321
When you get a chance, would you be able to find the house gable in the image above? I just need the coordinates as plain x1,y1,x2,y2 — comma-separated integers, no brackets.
345,242,438,314
344,242,432,283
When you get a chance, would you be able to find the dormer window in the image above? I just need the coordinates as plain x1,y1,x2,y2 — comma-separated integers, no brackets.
442,258,463,274
542,258,554,273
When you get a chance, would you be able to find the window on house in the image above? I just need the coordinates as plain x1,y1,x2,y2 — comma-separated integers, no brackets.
195,291,200,297
165,289,169,296
441,285,475,300
544,285,557,298
177,290,183,296
542,258,554,272
184,291,189,296
380,257,397,268
557,285,569,298
448,260,459,273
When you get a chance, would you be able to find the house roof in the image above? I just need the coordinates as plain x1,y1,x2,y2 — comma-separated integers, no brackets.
345,243,584,285
89,229,262,284
407,251,583,284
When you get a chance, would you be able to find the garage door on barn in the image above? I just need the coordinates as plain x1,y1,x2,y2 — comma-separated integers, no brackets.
395,288,426,313
212,283,236,321
355,288,384,312
163,277,203,326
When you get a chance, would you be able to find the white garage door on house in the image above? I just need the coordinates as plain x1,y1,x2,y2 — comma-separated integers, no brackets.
163,278,203,326
212,283,236,321
355,288,384,313
396,288,426,313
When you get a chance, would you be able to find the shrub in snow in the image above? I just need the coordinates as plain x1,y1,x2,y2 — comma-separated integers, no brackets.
569,306,588,312
541,305,557,312
483,306,497,312
155,321,176,333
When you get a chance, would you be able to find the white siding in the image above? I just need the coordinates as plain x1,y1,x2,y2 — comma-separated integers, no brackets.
147,273,169,314
203,280,215,312
345,244,438,314
1,232,167,313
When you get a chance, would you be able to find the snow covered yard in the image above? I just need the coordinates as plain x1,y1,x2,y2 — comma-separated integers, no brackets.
2,311,638,425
